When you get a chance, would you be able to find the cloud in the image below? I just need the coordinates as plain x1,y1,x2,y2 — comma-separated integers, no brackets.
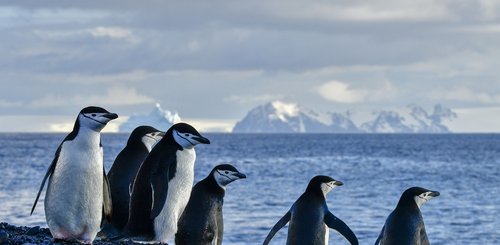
433,87,500,104
2,0,492,75
29,86,154,108
288,1,453,22
87,26,140,43
224,94,285,104
0,99,22,108
316,81,367,103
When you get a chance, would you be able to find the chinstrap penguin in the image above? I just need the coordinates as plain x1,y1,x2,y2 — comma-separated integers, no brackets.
31,106,118,244
124,122,210,244
175,164,246,245
374,187,440,245
263,175,358,245
100,126,165,238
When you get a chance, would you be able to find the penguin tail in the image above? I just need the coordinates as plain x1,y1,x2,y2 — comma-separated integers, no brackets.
107,232,130,242
97,223,122,240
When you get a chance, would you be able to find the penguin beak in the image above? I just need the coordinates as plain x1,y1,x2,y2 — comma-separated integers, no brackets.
157,132,166,137
333,180,343,186
429,191,440,197
103,113,118,120
193,135,210,144
235,172,247,179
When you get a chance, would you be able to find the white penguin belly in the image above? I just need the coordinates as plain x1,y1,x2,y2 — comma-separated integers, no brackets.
154,148,196,243
324,224,329,245
45,142,103,241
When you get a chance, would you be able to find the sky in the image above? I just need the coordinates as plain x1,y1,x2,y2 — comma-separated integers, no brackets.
1,0,500,132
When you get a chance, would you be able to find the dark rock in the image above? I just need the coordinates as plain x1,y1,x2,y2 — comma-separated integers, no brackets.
0,229,9,243
25,226,41,236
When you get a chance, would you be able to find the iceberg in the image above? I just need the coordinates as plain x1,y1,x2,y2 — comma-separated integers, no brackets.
118,103,181,133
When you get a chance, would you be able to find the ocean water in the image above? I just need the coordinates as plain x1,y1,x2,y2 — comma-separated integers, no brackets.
0,133,499,244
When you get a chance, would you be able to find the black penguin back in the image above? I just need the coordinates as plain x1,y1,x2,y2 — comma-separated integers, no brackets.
125,127,180,237
176,173,225,245
380,187,428,245
287,188,328,244
107,126,160,230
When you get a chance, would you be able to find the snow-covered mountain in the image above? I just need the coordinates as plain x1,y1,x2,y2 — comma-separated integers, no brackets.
232,101,358,133
360,111,413,133
118,103,181,133
232,101,457,133
360,104,457,133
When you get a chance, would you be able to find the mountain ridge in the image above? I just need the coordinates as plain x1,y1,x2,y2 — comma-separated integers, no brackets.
232,101,456,133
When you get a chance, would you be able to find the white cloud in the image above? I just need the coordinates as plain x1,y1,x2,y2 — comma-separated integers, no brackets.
87,26,141,43
316,81,367,103
316,80,399,105
29,86,155,108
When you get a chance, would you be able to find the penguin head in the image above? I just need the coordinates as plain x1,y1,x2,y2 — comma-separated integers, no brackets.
306,175,343,196
400,187,440,208
78,106,118,131
211,164,246,189
170,123,210,149
128,126,165,151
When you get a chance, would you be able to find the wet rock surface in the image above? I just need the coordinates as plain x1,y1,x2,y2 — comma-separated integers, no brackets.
0,223,148,244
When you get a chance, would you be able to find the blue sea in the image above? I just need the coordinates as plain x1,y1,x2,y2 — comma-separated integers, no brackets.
0,133,499,244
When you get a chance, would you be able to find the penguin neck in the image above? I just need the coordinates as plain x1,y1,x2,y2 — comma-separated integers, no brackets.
396,195,419,210
160,133,183,150
304,186,327,201
205,175,226,197
74,126,102,147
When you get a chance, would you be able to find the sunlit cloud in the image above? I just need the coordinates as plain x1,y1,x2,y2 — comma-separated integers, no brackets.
316,81,367,103
88,26,141,43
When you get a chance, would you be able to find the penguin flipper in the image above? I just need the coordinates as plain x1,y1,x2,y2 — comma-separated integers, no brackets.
150,157,169,218
215,209,223,245
419,224,430,245
30,146,61,215
374,225,384,245
102,167,113,221
324,211,358,245
262,211,291,245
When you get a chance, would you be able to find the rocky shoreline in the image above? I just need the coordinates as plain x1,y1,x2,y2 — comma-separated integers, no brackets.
0,223,139,244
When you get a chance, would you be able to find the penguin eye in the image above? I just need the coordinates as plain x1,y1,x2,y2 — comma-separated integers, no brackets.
184,134,189,137
92,114,96,117
225,171,229,174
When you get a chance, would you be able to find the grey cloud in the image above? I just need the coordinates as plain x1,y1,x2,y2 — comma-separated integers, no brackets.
1,0,500,130
2,1,500,75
